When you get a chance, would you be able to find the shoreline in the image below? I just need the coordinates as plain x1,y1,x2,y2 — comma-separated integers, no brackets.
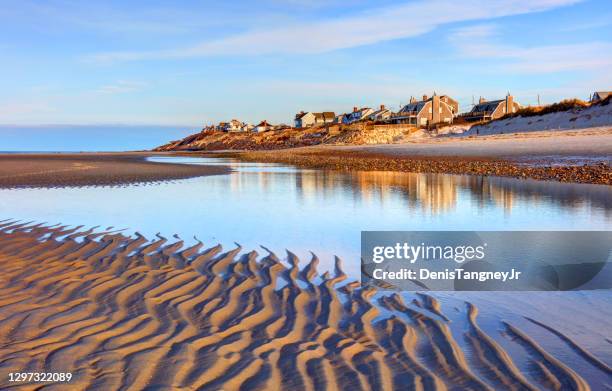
217,149,611,185
0,152,231,188
1,127,610,187
209,129,611,185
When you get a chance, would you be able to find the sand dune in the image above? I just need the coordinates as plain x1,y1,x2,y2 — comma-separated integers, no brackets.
0,221,609,390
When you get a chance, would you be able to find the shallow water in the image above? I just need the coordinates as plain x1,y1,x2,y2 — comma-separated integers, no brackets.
1,155,611,276
1,155,611,386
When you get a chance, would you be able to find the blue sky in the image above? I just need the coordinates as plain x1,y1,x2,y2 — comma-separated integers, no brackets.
1,0,611,128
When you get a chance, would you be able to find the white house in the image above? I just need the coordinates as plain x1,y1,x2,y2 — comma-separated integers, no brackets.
228,119,243,132
254,120,273,132
294,111,336,128
343,107,375,124
368,105,393,121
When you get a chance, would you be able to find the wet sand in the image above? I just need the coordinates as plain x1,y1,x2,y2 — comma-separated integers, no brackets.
0,153,230,188
0,221,609,390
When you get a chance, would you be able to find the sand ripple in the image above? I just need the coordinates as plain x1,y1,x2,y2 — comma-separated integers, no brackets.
0,220,608,390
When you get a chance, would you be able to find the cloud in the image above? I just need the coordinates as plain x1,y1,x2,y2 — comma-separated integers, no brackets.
95,80,148,94
449,24,612,73
87,0,581,63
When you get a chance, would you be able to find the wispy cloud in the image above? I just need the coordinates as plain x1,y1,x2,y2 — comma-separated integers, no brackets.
87,0,581,63
449,24,612,73
94,80,148,94
0,101,56,117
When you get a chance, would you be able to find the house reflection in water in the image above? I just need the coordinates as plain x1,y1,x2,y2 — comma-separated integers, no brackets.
224,161,610,218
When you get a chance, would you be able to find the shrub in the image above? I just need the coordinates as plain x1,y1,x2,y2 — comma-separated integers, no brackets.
503,99,589,119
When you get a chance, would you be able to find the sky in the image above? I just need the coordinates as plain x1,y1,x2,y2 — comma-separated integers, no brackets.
0,0,611,150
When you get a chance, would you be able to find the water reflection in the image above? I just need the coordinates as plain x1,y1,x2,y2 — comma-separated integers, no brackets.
1,156,610,275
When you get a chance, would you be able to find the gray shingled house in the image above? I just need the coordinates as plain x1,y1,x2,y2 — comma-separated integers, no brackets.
392,93,458,127
463,94,520,122
590,91,611,103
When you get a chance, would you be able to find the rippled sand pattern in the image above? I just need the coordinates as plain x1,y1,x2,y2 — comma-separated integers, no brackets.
0,220,607,390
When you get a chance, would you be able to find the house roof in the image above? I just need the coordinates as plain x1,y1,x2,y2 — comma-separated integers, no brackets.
256,120,271,127
295,112,309,119
313,112,335,120
399,101,427,114
594,91,611,100
471,99,504,114
369,108,391,117
399,96,457,116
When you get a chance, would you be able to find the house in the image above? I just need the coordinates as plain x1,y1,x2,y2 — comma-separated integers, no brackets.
368,105,393,121
343,107,375,124
218,119,244,132
591,91,611,103
228,119,243,132
241,123,254,132
294,111,336,128
254,120,273,132
462,94,521,122
216,122,229,131
392,93,457,127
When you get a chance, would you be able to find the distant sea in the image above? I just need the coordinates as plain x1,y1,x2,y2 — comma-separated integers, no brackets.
0,125,199,152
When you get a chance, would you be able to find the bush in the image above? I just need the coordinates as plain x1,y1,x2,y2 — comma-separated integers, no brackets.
503,99,589,119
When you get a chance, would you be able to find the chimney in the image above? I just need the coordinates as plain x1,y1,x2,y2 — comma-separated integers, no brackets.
422,95,428,101
380,104,386,110
432,94,440,124
353,106,358,112
410,96,417,104
479,96,486,104
505,93,514,114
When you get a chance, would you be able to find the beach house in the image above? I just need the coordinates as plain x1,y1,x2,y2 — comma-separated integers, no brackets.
254,120,273,132
368,105,393,121
344,107,375,124
590,91,611,103
294,111,336,128
228,119,243,132
392,93,458,127
462,94,521,122
218,119,244,132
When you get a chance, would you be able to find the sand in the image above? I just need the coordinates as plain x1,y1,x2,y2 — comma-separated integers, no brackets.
218,129,612,185
302,128,612,159
0,153,230,188
0,221,609,390
466,101,612,136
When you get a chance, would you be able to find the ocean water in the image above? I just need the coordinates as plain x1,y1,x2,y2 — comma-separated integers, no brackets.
1,155,611,385
0,125,199,152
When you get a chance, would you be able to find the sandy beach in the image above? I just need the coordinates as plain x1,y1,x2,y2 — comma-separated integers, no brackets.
0,153,230,188
1,221,609,390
